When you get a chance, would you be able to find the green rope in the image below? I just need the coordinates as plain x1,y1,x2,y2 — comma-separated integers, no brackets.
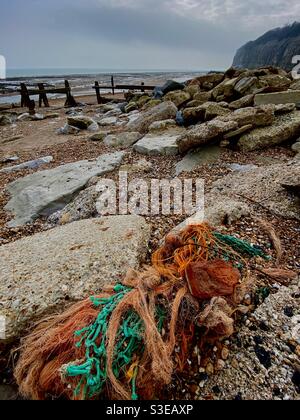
65,284,166,400
213,232,270,260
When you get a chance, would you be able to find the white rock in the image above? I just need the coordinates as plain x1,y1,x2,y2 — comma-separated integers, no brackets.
104,132,142,148
5,152,125,227
98,116,118,126
133,133,180,156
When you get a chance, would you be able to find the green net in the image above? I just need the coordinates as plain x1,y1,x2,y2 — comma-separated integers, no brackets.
65,284,166,400
214,232,270,260
65,232,269,400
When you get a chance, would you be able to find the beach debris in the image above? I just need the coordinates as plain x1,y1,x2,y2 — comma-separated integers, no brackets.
15,223,272,401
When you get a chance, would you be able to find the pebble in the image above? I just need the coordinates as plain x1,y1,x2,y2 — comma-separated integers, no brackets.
216,359,226,371
231,358,239,369
206,362,214,376
221,347,230,360
244,294,252,306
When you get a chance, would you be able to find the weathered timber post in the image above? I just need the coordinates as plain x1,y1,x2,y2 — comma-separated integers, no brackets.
141,82,145,93
95,81,101,104
20,83,31,108
64,80,78,107
38,83,49,108
111,76,115,95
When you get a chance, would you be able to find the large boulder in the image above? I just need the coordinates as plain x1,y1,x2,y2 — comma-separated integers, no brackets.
67,115,98,130
183,84,200,97
259,74,291,92
193,91,212,103
98,116,118,127
149,119,177,132
177,119,238,153
164,90,191,107
5,152,125,227
104,132,142,148
212,78,237,100
219,105,275,128
143,99,162,110
153,80,185,98
188,73,225,88
125,102,138,113
238,111,300,151
229,95,254,110
133,133,180,156
274,103,296,115
160,80,185,95
127,101,177,133
234,76,261,96
0,216,150,342
182,105,206,126
204,103,231,121
182,102,230,126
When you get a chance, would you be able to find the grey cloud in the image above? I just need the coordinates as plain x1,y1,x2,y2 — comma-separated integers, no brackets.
0,0,299,69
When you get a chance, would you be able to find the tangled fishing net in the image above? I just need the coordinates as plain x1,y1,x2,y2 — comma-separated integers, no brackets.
15,223,269,401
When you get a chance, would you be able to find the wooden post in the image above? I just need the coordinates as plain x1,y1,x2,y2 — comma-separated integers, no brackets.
38,83,49,108
111,76,115,95
141,82,145,93
64,80,78,107
95,81,101,104
20,83,31,108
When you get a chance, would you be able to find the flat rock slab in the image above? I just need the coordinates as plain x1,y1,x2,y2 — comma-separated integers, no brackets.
175,146,221,175
5,152,125,227
255,91,300,106
0,216,150,342
133,133,180,156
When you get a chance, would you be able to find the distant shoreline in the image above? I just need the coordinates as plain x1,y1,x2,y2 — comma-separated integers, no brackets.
4,69,210,80
0,70,208,105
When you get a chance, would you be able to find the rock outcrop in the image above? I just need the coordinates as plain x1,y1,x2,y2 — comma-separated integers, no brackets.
127,101,177,133
233,22,300,71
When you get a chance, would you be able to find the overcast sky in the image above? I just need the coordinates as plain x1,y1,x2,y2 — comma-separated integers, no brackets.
1,0,299,71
